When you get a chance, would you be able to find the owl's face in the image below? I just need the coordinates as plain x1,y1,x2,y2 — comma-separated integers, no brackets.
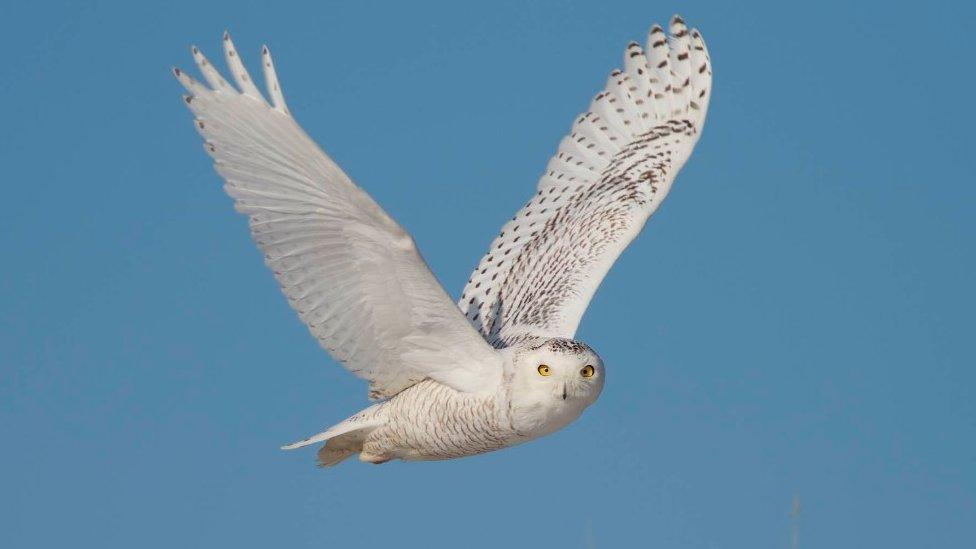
507,338,605,437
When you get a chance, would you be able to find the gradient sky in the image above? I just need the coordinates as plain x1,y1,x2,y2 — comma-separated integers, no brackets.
2,1,974,547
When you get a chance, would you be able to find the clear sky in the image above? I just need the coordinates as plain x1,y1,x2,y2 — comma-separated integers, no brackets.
1,0,973,547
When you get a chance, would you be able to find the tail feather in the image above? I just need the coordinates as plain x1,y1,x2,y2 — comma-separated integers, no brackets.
281,405,386,467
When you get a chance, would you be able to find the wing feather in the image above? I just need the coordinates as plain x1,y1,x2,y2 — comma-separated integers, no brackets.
459,16,712,347
175,35,503,398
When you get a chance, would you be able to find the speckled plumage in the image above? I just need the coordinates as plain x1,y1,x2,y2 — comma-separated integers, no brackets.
174,15,711,467
360,380,513,462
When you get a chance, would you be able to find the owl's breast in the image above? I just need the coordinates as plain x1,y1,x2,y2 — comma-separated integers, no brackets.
507,390,589,441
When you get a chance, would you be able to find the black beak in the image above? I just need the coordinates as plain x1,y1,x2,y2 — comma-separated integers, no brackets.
562,386,567,400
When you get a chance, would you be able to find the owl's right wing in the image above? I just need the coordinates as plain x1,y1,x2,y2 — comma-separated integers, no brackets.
458,16,711,347
174,34,503,399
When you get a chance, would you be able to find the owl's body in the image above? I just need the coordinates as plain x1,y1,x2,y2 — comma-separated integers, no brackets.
174,15,710,467
358,380,514,463
292,338,604,465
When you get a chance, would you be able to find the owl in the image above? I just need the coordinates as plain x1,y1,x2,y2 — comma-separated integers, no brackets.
174,15,711,466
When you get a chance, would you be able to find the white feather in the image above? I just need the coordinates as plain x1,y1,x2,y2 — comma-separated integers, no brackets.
174,39,503,399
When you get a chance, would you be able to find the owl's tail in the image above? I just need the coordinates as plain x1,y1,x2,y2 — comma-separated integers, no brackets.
281,403,387,467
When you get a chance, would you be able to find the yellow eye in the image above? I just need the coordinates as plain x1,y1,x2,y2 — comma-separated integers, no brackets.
580,365,595,378
537,364,551,376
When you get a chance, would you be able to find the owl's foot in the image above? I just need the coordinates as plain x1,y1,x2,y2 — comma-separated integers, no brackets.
359,452,392,465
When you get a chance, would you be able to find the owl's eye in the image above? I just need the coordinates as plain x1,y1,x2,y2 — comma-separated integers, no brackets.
580,365,595,378
537,364,551,376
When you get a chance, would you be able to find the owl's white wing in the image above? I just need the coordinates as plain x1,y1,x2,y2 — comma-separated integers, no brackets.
459,16,712,347
175,34,503,399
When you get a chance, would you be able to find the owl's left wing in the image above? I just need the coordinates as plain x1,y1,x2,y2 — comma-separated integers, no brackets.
459,16,712,347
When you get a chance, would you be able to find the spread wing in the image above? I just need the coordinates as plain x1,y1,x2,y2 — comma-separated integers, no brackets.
174,33,503,399
459,16,712,347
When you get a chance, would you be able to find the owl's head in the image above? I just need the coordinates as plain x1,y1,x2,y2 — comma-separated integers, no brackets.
507,337,605,436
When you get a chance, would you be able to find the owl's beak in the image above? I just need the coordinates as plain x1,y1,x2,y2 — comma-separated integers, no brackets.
561,383,567,400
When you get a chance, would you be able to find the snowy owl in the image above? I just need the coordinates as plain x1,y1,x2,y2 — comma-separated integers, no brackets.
174,15,711,466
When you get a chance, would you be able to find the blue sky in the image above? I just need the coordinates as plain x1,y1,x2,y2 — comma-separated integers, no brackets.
1,0,973,547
